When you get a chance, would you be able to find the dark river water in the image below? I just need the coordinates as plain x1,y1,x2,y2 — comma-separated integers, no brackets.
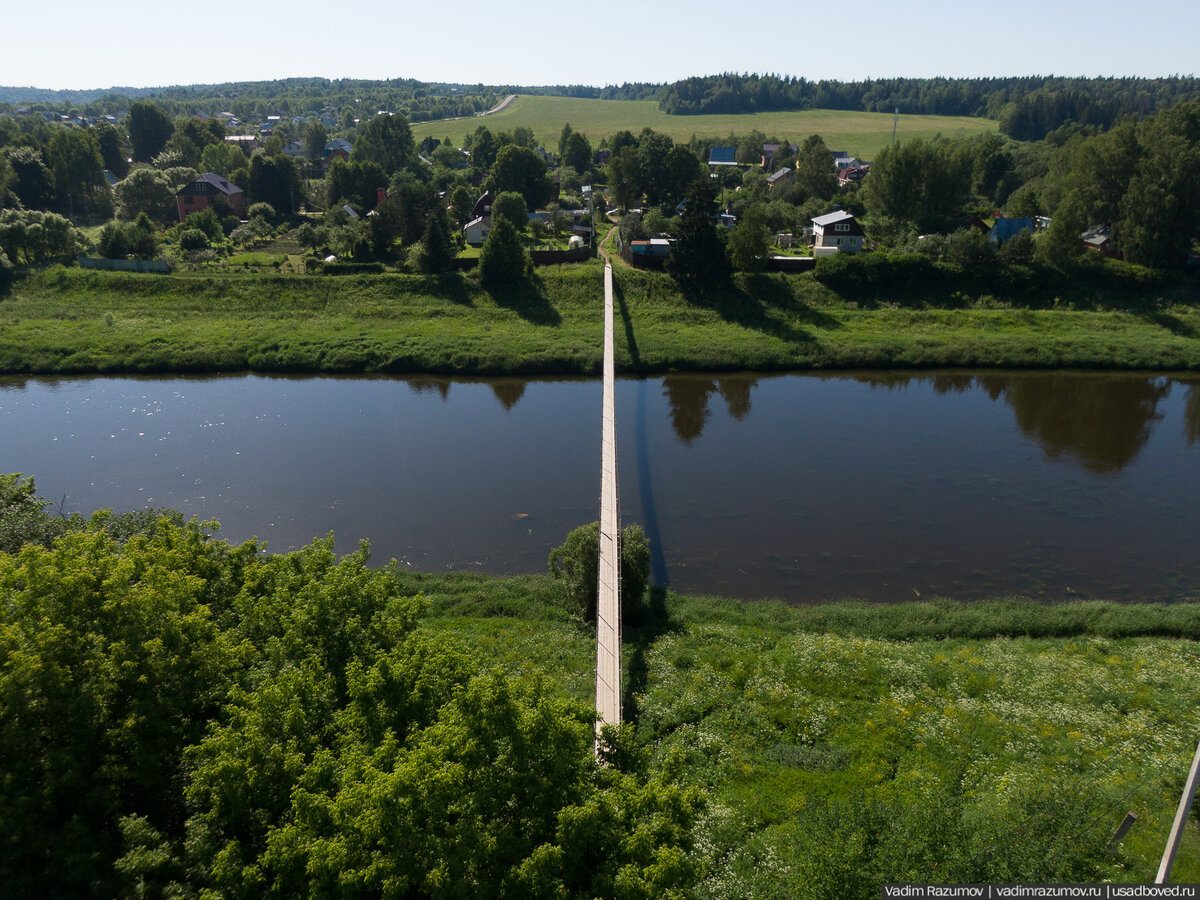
2,371,1198,602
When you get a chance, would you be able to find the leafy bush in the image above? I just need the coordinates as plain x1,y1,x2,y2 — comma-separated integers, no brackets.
1,511,698,898
178,228,210,251
548,521,651,623
814,250,941,293
0,472,79,553
247,201,277,222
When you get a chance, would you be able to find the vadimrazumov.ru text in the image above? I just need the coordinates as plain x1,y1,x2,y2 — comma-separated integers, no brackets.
883,885,1200,899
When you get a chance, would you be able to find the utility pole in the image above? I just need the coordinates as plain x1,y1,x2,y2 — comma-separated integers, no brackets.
892,108,900,145
1156,737,1200,883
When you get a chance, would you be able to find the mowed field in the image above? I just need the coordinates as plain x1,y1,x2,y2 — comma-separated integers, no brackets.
411,95,999,160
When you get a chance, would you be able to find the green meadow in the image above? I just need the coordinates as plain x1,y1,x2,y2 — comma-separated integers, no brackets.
408,570,1200,892
411,95,999,160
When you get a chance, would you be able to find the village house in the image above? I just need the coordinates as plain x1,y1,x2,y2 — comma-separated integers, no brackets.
1081,226,1116,256
224,134,259,154
176,172,245,222
766,167,793,189
707,146,738,168
990,217,1036,245
463,216,491,246
811,209,865,255
838,165,869,186
761,143,797,171
323,138,353,169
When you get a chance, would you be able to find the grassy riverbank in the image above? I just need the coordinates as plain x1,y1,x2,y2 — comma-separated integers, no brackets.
2,260,1199,376
405,570,1200,892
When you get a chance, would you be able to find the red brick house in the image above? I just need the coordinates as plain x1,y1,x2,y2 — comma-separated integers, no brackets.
176,173,246,222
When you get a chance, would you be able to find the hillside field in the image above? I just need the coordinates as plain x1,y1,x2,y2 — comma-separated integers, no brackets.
411,95,1000,160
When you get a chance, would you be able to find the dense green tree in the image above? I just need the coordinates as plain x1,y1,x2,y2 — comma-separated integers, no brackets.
161,131,201,168
326,157,388,212
448,182,475,226
97,212,160,260
92,121,129,178
564,130,592,172
373,175,437,253
4,145,55,209
491,190,528,230
1041,103,1200,267
114,167,177,223
486,144,554,210
247,153,301,215
45,127,105,215
547,522,651,623
353,112,415,175
198,140,246,178
0,473,75,553
607,145,641,210
127,100,175,163
470,124,498,169
477,214,530,287
668,177,728,283
0,152,14,207
792,133,838,202
727,202,771,272
635,130,676,206
0,209,82,263
512,125,536,150
304,120,328,163
412,205,456,273
558,122,574,159
176,117,223,154
862,137,972,232
0,519,249,898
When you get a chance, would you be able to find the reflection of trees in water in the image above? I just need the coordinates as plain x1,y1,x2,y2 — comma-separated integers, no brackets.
662,375,758,442
929,374,975,395
490,380,527,412
663,376,714,444
983,374,1168,474
1186,383,1200,445
407,378,451,400
716,376,756,420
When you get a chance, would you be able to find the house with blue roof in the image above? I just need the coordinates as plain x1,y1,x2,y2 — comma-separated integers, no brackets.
707,146,738,167
989,217,1035,245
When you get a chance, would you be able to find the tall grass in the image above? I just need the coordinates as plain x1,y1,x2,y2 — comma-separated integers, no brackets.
409,569,1200,889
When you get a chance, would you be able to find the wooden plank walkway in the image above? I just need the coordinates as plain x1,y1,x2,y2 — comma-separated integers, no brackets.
595,261,622,733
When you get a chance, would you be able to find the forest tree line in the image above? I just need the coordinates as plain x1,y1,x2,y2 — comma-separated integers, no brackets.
656,73,1200,140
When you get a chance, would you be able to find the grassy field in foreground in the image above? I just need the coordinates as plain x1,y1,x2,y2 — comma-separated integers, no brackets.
3,261,1199,376
412,96,999,160
401,571,1200,893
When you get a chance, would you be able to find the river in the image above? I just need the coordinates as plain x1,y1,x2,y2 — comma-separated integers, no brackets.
2,371,1198,602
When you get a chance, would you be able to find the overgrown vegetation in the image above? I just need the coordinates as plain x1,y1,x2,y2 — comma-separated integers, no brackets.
4,481,1200,896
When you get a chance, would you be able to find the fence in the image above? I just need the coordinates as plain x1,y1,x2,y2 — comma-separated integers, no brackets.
78,254,170,273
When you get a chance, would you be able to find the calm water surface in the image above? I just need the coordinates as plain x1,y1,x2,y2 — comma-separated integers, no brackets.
2,371,1198,602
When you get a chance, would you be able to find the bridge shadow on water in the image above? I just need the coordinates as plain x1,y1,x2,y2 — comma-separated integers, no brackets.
621,378,675,723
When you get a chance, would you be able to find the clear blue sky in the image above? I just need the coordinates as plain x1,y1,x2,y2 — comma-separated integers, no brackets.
4,0,1196,91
